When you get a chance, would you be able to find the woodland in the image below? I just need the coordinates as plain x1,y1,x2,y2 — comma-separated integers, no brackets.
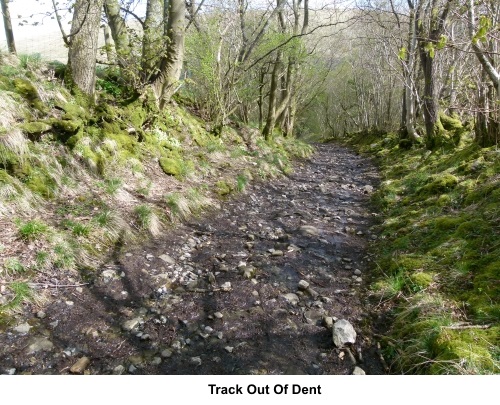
0,0,498,375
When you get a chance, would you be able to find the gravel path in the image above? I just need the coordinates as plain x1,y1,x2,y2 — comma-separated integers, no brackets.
0,144,383,375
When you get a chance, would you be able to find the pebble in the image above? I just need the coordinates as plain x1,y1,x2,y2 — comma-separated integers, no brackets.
122,317,143,331
352,366,366,375
159,254,175,264
283,293,299,305
26,337,54,354
225,346,234,353
13,323,32,334
113,365,125,375
161,349,173,358
214,312,223,319
65,301,74,306
190,356,202,366
221,282,232,291
354,269,362,276
70,357,91,374
151,357,162,366
298,280,310,290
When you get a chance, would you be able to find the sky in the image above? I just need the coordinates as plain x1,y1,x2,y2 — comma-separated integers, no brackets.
0,0,343,59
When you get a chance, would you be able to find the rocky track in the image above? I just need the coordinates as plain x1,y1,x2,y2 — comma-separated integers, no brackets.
0,144,383,375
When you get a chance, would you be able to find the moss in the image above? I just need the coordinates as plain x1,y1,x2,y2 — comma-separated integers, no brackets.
12,78,46,113
409,272,435,289
430,328,499,374
51,118,82,142
123,101,147,129
433,216,464,231
159,157,182,177
215,180,233,196
439,113,463,132
454,220,491,239
20,121,51,139
389,255,430,274
420,173,459,196
24,169,57,198
437,194,452,206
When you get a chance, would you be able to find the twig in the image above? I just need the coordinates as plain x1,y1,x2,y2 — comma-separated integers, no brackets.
442,324,491,330
28,283,90,288
376,342,390,372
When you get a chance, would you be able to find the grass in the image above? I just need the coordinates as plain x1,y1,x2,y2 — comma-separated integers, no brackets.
103,178,123,195
3,257,25,275
134,204,152,229
17,220,48,241
345,131,500,375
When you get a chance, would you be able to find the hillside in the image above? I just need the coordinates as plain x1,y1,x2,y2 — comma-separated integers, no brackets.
0,55,312,325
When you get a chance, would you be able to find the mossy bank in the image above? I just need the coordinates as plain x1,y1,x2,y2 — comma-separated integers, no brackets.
343,131,499,375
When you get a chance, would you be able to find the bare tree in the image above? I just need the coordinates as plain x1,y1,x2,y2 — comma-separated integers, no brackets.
1,0,16,54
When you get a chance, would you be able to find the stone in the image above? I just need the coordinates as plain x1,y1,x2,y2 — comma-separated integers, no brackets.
298,280,310,290
113,365,125,375
26,337,54,354
159,254,175,265
101,269,117,280
190,356,202,366
36,311,46,319
362,185,374,194
122,317,143,332
161,349,173,358
5,368,16,375
283,293,299,305
214,312,223,319
225,346,234,353
240,266,255,279
299,225,320,237
13,323,32,334
352,366,366,375
323,316,334,329
70,357,91,374
332,319,357,348
151,357,162,366
354,269,362,276
221,282,232,291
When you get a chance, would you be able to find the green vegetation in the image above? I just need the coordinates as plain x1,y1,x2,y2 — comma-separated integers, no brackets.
346,132,500,375
17,220,48,241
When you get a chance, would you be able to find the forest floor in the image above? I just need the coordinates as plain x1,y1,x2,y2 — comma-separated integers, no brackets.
0,143,386,375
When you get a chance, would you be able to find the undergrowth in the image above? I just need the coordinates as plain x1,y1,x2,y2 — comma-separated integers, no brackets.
345,131,499,375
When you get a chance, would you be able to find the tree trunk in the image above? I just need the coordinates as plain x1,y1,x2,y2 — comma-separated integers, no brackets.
104,0,130,65
151,0,186,108
67,0,104,98
415,0,453,148
141,0,164,82
103,24,115,63
1,0,16,54
263,50,283,140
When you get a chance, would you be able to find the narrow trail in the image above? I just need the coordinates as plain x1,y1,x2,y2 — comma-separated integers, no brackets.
0,144,383,375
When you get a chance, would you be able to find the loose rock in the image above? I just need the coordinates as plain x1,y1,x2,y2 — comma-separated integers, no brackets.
332,319,357,348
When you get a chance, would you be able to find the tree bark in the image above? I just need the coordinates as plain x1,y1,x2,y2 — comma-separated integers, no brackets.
104,0,130,65
151,0,186,108
67,0,104,98
141,0,164,82
1,0,16,54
